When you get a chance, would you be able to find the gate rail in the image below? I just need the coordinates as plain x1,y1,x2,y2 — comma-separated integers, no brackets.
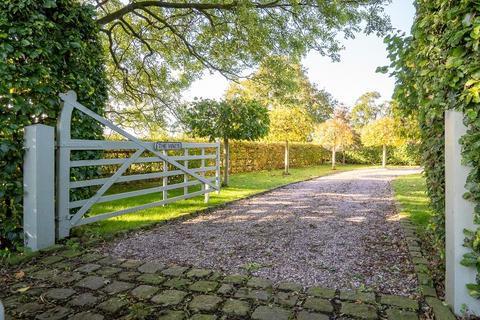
23,91,220,250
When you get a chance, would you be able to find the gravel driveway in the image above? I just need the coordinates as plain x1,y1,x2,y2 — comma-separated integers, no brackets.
103,167,422,296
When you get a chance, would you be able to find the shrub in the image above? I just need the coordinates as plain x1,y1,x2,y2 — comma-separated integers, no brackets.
0,0,108,254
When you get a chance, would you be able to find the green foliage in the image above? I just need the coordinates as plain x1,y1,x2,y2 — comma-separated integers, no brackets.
361,117,402,148
383,0,480,295
313,118,354,151
0,0,108,253
267,106,313,143
227,56,335,123
180,98,269,142
227,141,330,173
351,91,382,128
93,1,392,107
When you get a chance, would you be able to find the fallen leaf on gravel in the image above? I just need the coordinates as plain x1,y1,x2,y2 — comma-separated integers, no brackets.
14,271,25,279
16,286,30,293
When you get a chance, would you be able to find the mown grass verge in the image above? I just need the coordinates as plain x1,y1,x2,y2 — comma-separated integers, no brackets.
76,164,368,238
392,173,432,227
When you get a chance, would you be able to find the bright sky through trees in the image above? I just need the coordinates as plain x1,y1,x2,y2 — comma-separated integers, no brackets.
184,0,415,107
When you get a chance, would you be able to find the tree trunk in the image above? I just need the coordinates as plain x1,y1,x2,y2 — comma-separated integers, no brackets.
342,150,346,165
382,144,387,168
222,137,230,186
332,146,336,170
284,140,290,175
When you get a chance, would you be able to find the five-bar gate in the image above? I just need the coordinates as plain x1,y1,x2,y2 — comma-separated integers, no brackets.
23,91,220,250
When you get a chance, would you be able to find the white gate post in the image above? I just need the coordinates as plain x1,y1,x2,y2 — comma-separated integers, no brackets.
445,110,480,315
23,124,55,251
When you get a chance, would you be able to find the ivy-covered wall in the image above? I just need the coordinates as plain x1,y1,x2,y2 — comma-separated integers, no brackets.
384,1,480,296
0,0,108,254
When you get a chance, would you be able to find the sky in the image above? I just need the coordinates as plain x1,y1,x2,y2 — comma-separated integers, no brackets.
183,0,416,108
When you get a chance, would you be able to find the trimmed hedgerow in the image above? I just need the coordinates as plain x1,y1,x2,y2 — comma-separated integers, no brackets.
0,0,108,254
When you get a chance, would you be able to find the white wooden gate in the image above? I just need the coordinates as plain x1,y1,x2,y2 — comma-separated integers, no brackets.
23,91,220,248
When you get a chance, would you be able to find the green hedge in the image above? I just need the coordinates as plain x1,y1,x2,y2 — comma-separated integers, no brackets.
102,140,420,178
384,0,480,297
0,0,108,254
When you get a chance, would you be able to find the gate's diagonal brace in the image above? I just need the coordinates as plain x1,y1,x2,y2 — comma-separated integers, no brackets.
60,91,218,191
69,148,144,226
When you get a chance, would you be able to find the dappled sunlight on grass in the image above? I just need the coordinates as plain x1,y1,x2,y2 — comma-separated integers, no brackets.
74,164,368,237
392,173,432,227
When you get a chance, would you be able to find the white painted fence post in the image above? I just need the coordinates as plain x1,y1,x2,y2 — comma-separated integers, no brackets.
23,124,55,251
445,110,480,315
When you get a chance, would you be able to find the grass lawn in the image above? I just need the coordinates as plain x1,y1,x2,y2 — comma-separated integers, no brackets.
76,164,368,237
392,173,432,227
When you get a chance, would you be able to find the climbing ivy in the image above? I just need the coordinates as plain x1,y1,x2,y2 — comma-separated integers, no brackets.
0,0,108,254
383,1,480,296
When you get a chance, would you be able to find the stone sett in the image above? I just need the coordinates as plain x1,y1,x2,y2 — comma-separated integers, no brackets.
187,268,213,279
118,271,141,281
340,290,376,304
341,302,378,320
69,292,100,307
222,299,250,316
136,273,165,285
151,290,187,306
69,311,105,320
251,305,291,320
381,295,418,310
79,253,104,263
217,283,234,295
162,266,189,277
189,295,223,312
138,261,165,273
36,306,72,320
190,280,219,293
98,297,128,314
75,263,102,273
303,297,334,314
223,274,248,285
386,308,419,320
40,255,64,265
97,266,122,277
246,277,272,289
277,281,303,292
45,288,76,300
234,287,271,301
75,276,107,290
131,284,159,300
52,271,83,285
296,310,329,320
275,291,298,307
157,310,186,320
103,280,135,295
120,259,143,269
163,277,192,289
98,256,124,266
307,286,336,299
191,315,217,320
425,297,456,320
14,302,44,316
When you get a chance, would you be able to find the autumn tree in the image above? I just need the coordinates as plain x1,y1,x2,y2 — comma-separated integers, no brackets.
351,91,382,129
226,56,336,123
360,117,402,168
267,106,313,175
179,98,269,186
313,119,354,169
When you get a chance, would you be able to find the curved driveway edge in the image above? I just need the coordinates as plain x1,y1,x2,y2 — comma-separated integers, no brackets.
104,168,422,296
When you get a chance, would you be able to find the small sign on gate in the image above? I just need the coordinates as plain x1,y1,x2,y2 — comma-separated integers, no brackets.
154,141,183,150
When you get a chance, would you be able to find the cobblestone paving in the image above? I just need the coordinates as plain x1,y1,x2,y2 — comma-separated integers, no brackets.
0,248,422,320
